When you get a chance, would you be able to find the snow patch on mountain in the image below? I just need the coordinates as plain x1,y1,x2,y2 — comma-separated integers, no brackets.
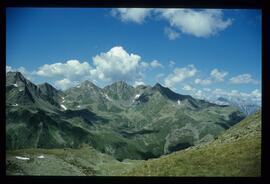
15,156,30,160
134,94,140,99
104,94,112,101
177,100,181,105
61,104,67,110
212,100,229,106
13,84,18,87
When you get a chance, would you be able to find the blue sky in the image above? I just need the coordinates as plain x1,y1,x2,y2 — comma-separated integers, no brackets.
6,8,261,104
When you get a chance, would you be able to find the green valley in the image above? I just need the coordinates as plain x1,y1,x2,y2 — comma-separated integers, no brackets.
6,111,261,176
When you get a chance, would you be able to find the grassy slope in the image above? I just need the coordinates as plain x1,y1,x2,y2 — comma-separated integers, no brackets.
6,145,142,176
6,111,260,176
122,111,261,176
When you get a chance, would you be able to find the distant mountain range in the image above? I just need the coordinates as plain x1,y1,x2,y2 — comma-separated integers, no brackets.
212,97,260,116
6,71,246,160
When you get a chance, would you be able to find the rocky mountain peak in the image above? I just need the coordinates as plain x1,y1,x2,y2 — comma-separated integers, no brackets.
77,80,101,91
217,97,229,102
153,82,163,88
105,81,133,91
6,71,27,85
114,81,129,87
152,83,171,94
151,82,192,102
39,82,55,90
38,82,61,97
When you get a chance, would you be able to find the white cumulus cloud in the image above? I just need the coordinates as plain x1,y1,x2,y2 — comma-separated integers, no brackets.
150,60,163,68
54,78,77,90
156,9,232,38
203,88,211,92
251,89,261,98
141,62,149,68
169,60,176,68
212,88,227,96
6,66,12,72
33,46,161,89
183,84,194,91
194,78,212,85
111,8,152,24
133,80,145,87
92,46,142,82
164,65,197,88
210,68,228,82
35,60,93,80
164,27,180,40
111,9,232,39
156,73,165,84
229,74,259,84
194,90,204,99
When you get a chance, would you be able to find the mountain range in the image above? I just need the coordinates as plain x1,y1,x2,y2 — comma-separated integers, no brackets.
212,97,260,116
6,71,246,161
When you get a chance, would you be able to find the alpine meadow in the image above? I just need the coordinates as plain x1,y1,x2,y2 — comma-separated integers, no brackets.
6,8,261,176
